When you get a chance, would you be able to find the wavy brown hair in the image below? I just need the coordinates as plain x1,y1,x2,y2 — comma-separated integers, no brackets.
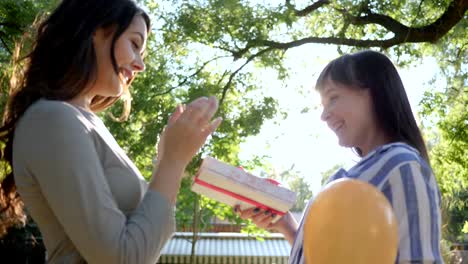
0,0,150,237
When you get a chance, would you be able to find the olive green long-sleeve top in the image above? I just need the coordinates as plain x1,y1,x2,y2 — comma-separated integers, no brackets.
13,99,175,264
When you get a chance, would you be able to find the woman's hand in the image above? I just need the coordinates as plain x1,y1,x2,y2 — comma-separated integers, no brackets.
234,206,299,246
153,102,184,168
158,96,221,170
150,96,222,204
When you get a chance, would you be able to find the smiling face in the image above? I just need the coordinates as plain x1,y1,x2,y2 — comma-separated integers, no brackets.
319,79,385,155
91,15,148,98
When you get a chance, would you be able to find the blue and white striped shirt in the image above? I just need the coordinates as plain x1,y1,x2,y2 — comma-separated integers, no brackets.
289,142,443,264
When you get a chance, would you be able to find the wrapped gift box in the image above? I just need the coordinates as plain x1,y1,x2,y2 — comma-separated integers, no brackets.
191,156,297,223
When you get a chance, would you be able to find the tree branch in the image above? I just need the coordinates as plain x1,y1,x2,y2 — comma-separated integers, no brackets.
237,0,467,57
286,0,330,17
153,55,229,97
219,47,273,107
408,0,468,42
339,0,467,44
180,0,466,109
338,10,409,35
0,33,12,55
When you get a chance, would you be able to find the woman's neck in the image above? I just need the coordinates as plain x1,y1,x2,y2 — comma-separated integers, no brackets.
358,129,392,157
67,94,93,111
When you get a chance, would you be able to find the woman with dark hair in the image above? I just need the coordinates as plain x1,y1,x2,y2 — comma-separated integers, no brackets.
0,0,221,263
236,50,443,263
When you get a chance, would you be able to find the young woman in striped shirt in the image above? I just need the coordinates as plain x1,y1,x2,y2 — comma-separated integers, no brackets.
235,50,443,263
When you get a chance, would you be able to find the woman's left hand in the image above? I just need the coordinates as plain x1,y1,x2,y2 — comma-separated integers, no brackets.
234,206,298,245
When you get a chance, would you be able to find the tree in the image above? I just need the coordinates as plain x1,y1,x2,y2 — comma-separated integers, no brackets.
287,175,313,211
261,165,313,211
1,0,466,261
156,0,467,244
420,32,467,243
0,0,60,109
159,0,467,103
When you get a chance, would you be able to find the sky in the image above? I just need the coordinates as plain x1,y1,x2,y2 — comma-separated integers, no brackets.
237,44,441,195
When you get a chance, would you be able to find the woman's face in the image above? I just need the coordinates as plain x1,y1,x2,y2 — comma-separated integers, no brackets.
91,15,148,97
319,79,381,153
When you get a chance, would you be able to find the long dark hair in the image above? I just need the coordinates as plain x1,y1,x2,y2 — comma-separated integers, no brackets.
0,0,150,237
315,50,429,162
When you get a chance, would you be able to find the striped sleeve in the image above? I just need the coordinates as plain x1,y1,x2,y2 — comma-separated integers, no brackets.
383,160,442,263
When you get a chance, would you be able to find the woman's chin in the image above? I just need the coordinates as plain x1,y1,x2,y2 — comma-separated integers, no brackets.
107,86,124,98
337,137,352,148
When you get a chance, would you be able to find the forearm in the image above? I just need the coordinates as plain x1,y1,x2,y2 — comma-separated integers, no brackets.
275,212,298,246
279,224,298,246
148,159,185,205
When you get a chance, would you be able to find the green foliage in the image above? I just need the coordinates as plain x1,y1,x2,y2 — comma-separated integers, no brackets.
418,16,467,242
0,0,466,258
421,86,467,242
320,163,344,186
260,165,313,212
0,0,36,54
0,0,60,111
441,190,468,242
287,175,313,211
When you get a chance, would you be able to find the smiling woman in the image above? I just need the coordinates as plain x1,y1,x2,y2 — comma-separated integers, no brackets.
0,0,222,263
73,14,148,101
237,50,443,264
318,81,386,155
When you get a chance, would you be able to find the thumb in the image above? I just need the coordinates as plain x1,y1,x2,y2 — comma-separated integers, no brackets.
203,117,222,137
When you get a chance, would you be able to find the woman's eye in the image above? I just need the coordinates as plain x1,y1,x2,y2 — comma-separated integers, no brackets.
132,41,139,50
329,95,338,103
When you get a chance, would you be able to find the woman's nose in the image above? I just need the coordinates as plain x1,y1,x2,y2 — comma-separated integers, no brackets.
320,107,329,121
132,55,145,72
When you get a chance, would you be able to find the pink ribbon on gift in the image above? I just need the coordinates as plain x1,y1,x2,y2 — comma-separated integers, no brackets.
193,176,286,216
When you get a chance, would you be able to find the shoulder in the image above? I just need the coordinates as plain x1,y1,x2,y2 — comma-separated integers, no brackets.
21,99,82,120
13,100,99,166
351,143,426,187
358,142,422,171
17,99,92,133
379,142,421,159
14,99,96,152
379,143,423,166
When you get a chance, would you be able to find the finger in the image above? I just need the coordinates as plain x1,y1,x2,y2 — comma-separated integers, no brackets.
199,96,219,124
266,222,275,230
168,105,184,125
252,211,272,224
254,215,274,229
186,97,208,113
182,97,210,122
238,207,262,220
202,117,222,137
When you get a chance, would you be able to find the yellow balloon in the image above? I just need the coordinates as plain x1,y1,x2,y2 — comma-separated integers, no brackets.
303,178,398,264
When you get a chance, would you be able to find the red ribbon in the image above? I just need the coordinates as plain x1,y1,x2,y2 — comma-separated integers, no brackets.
194,177,286,216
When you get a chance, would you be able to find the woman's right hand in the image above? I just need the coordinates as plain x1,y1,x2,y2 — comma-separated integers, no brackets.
150,96,221,204
234,206,299,245
158,96,222,171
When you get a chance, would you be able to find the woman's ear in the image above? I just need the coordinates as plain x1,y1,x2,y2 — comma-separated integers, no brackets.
92,25,115,42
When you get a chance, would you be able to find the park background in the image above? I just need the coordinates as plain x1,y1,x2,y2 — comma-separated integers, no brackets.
0,0,466,263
